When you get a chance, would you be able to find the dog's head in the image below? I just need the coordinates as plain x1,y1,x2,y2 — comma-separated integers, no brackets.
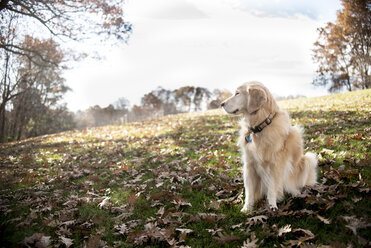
221,82,269,115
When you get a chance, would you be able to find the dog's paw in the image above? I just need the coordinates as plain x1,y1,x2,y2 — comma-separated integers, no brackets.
290,189,301,197
241,205,252,213
268,205,278,212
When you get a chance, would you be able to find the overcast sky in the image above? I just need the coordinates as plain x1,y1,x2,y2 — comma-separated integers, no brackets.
63,0,342,112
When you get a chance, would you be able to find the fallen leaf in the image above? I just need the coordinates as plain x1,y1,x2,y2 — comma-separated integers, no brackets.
324,137,334,146
316,215,330,224
156,206,165,217
208,200,221,210
288,228,315,246
176,228,193,243
171,196,192,208
241,233,258,248
352,133,362,140
213,231,241,243
98,196,111,209
198,213,226,224
23,233,51,248
85,235,106,248
60,236,73,248
127,193,138,206
246,215,268,226
342,216,371,235
206,228,223,235
278,224,292,236
176,228,193,234
60,220,76,226
231,223,243,229
116,224,129,235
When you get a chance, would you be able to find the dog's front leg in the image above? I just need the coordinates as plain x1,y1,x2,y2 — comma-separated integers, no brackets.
241,165,257,213
266,166,283,211
267,185,278,210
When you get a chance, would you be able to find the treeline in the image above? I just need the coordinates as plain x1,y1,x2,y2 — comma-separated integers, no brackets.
74,87,232,129
1,76,232,142
1,71,308,143
73,89,309,129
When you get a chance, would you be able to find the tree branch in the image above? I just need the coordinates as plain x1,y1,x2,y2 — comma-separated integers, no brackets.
0,43,59,67
4,4,61,37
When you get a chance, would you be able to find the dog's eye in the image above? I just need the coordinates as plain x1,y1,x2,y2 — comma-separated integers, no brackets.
235,92,240,96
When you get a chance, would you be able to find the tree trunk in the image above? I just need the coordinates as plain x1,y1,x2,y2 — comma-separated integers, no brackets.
17,115,25,141
0,0,9,11
346,75,352,91
365,69,370,89
0,102,6,142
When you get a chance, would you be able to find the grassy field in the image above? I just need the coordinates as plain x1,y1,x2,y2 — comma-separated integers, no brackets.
0,89,370,247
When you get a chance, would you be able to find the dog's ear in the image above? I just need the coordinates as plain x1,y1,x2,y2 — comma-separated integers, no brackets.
247,87,267,114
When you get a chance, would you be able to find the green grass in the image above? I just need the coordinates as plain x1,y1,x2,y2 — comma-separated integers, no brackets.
0,89,370,247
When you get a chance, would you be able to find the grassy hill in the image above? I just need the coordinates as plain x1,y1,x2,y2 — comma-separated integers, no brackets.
0,89,370,247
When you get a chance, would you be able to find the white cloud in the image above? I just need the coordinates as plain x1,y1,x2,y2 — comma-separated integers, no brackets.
64,0,340,111
237,0,340,20
126,0,207,20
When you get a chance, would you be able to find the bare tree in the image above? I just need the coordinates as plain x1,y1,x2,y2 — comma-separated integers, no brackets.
175,86,194,112
5,36,70,141
114,97,130,111
0,15,26,141
0,0,132,63
193,87,211,111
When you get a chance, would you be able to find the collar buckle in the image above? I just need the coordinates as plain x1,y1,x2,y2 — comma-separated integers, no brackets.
252,126,262,133
249,112,276,134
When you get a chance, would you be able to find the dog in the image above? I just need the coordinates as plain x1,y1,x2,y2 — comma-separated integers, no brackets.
221,82,317,212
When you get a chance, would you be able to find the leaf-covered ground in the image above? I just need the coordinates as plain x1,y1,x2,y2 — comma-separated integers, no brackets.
0,89,370,247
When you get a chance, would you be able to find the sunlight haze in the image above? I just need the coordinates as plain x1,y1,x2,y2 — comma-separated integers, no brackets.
64,0,342,111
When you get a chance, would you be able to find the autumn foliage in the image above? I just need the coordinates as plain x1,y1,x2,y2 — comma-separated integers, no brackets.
313,0,370,92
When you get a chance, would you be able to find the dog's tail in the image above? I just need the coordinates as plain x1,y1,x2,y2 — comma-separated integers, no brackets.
298,152,318,187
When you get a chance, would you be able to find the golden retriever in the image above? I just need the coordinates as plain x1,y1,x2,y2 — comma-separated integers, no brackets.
222,82,317,212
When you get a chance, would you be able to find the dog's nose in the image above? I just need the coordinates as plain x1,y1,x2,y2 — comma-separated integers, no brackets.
221,102,225,107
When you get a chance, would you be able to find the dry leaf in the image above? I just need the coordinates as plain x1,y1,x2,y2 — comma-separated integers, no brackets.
60,236,73,248
288,228,315,246
127,193,138,206
85,235,106,248
213,231,241,243
176,228,193,243
98,197,111,209
278,224,292,236
176,228,193,234
352,133,362,140
23,233,51,248
324,137,334,146
241,233,258,248
246,215,268,226
171,196,192,208
208,200,221,210
116,224,129,235
342,216,371,235
316,215,330,224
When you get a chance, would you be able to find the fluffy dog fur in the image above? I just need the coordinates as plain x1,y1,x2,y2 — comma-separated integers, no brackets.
222,82,317,212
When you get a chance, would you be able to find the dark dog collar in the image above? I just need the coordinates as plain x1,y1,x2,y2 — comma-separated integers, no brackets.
249,112,276,134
